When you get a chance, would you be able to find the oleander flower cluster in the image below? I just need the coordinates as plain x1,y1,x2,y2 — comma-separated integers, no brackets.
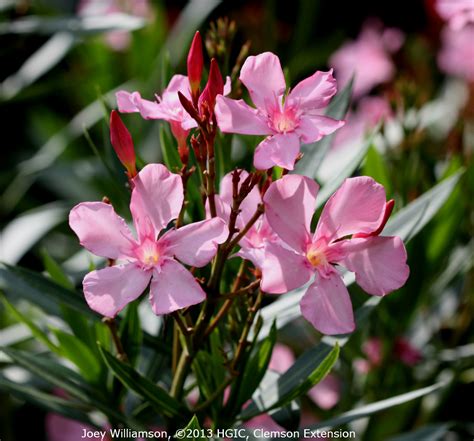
69,31,409,335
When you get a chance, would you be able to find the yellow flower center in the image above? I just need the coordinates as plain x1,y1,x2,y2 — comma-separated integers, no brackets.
136,239,161,267
306,247,328,268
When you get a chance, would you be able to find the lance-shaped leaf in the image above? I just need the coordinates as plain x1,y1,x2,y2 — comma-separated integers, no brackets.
239,343,339,420
233,322,277,410
304,381,448,431
0,373,98,429
98,345,184,418
0,346,139,428
177,415,208,441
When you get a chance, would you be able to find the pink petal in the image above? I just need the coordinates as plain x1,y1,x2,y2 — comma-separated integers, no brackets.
296,114,345,144
149,259,206,314
235,246,266,269
264,174,318,252
260,242,313,294
315,176,387,243
308,374,341,410
253,133,301,170
116,90,167,120
116,90,141,113
300,274,355,335
339,236,409,296
131,164,183,239
163,74,191,98
288,69,338,110
268,343,295,372
239,52,286,111
215,96,272,135
69,202,135,259
83,263,152,317
223,75,232,96
161,218,227,267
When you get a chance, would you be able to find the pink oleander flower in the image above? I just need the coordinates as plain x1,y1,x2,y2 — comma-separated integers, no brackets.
116,74,231,153
262,175,409,335
117,74,198,140
215,52,344,171
329,22,404,98
436,0,474,29
211,170,279,269
438,24,474,82
69,164,227,317
332,96,393,151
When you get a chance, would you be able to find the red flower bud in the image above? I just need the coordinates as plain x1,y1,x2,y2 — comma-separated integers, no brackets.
110,110,137,178
198,58,224,113
170,121,190,165
187,31,203,98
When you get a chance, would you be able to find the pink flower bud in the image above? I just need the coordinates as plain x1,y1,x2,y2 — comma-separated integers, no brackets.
110,110,137,178
187,31,204,98
199,58,224,113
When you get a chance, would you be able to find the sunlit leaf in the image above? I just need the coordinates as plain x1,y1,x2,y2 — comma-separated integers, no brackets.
0,203,67,265
304,381,448,431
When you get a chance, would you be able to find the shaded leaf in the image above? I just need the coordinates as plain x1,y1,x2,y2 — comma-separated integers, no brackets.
240,343,339,419
99,344,184,418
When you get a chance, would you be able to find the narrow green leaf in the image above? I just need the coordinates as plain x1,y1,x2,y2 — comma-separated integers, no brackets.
1,347,143,428
240,343,339,419
0,263,167,353
159,124,182,171
294,78,353,177
0,263,96,319
1,346,97,403
0,14,146,36
177,415,208,441
119,302,143,367
51,328,102,383
0,295,58,353
305,381,448,431
362,145,392,195
235,321,277,409
40,248,74,290
0,373,98,429
383,171,463,241
98,344,184,418
1,203,66,265
315,136,373,209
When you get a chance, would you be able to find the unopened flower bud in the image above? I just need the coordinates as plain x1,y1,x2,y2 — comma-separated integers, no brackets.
199,58,224,113
187,31,204,99
170,121,190,165
110,110,137,178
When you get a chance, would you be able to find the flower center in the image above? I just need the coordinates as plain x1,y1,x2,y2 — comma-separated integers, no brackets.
271,107,298,133
306,245,328,268
135,238,161,267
